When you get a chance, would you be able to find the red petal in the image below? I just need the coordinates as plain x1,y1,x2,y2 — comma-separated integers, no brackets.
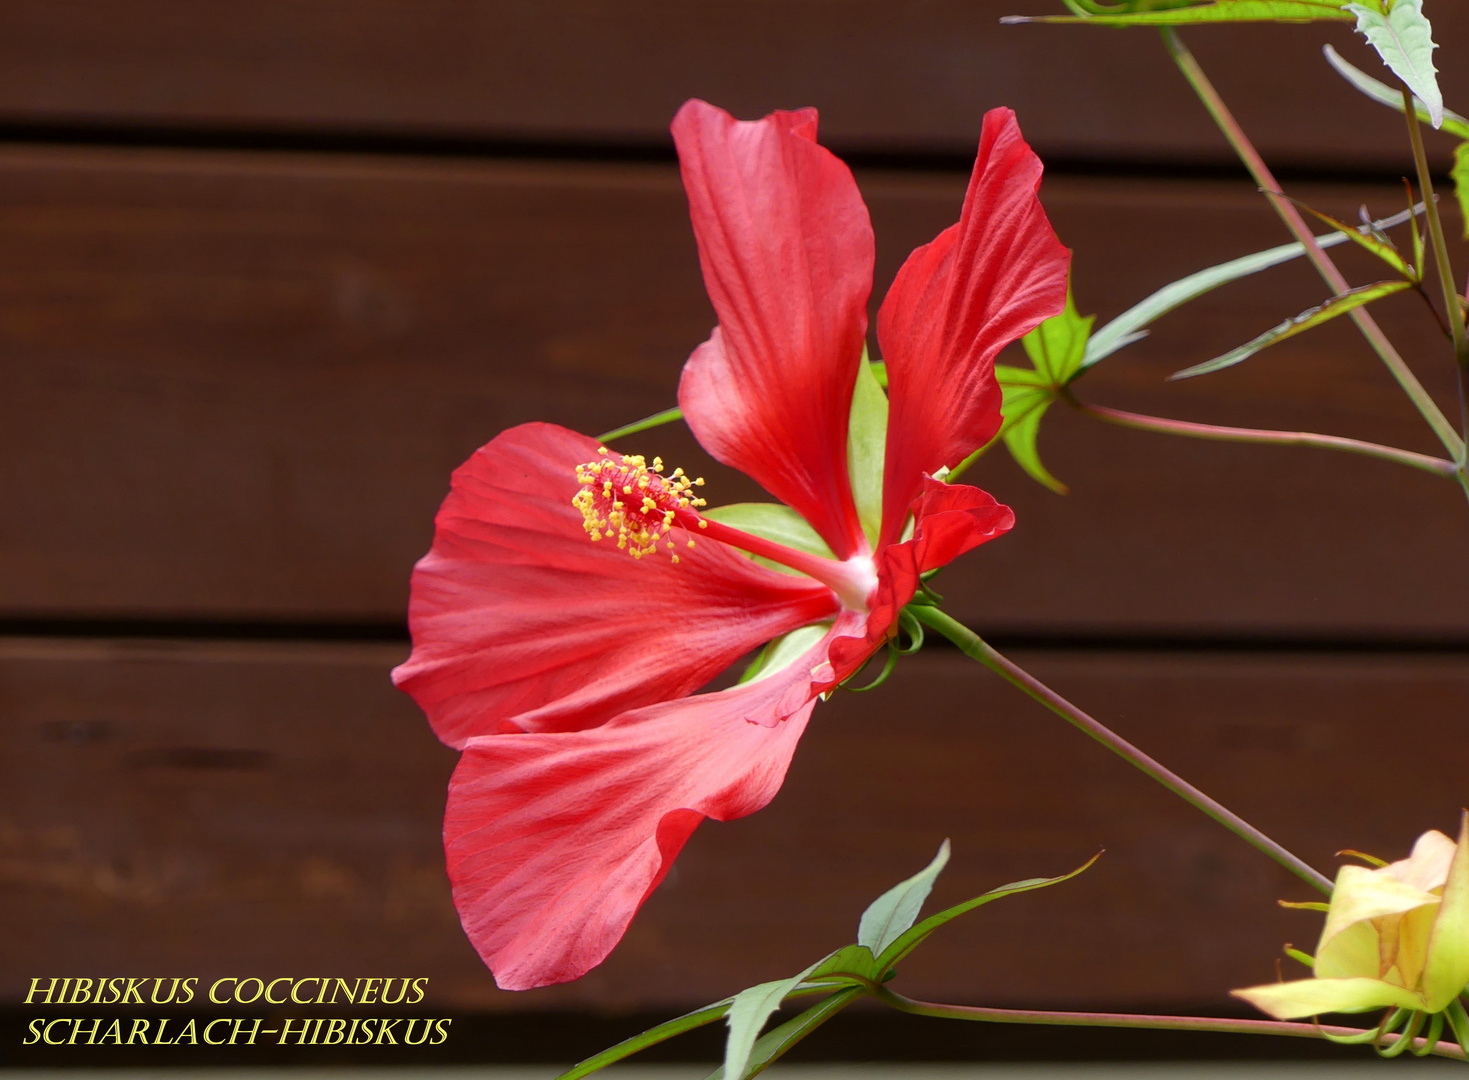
831,479,1014,675
392,422,840,747
673,99,874,559
878,108,1069,547
444,620,859,989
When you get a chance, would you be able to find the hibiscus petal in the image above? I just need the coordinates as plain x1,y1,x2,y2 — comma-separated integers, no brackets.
830,478,1014,677
1233,977,1424,1019
673,99,874,560
392,422,840,747
878,108,1069,547
443,619,860,990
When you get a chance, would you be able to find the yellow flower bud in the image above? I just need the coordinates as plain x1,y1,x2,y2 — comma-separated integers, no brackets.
1235,814,1469,1018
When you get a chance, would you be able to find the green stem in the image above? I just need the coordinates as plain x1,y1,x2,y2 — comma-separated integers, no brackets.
1160,28,1464,465
910,606,1334,894
1075,400,1458,477
1403,88,1469,369
876,989,1467,1062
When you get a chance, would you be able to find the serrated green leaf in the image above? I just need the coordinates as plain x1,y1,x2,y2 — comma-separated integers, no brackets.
1003,396,1069,494
1322,45,1469,138
1344,0,1441,129
874,852,1101,975
858,840,952,956
704,988,864,1080
722,959,827,1080
702,503,834,574
1285,196,1415,279
1002,1,1354,27
1454,143,1469,241
1082,203,1426,369
1171,279,1412,379
847,350,888,550
555,998,734,1080
1021,282,1094,385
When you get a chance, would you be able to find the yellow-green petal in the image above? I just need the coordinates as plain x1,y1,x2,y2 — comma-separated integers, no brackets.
1422,814,1469,1012
1233,977,1423,1019
1317,864,1439,970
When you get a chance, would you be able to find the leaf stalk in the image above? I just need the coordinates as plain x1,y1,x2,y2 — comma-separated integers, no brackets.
1073,400,1458,477
875,989,1467,1062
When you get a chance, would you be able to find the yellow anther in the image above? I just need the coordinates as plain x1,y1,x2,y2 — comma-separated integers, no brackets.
572,448,707,561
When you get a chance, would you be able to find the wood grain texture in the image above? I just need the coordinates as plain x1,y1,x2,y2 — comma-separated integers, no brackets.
0,145,1464,633
0,2,1463,168
3,640,1466,1010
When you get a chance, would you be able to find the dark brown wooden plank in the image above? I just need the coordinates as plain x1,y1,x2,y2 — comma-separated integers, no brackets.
0,146,1464,633
4,640,1466,1010
0,2,1463,167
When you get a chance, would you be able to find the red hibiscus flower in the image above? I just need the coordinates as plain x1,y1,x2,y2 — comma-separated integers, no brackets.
392,100,1069,990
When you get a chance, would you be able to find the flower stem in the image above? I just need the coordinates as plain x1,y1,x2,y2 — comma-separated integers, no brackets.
1073,400,1458,477
909,606,1334,895
1159,28,1464,465
1403,88,1468,369
876,988,1467,1062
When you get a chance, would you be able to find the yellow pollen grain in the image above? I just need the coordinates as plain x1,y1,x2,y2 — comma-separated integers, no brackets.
572,447,706,561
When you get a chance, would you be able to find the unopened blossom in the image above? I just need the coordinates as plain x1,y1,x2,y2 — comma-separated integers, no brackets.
393,100,1069,990
1235,816,1469,1018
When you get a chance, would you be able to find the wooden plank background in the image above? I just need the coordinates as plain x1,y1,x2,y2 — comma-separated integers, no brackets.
2,0,1468,1042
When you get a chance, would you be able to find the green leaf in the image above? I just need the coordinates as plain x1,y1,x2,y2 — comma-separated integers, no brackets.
1322,45,1469,138
1284,196,1415,279
1454,143,1469,241
738,623,832,685
1344,0,1441,129
847,350,888,550
702,503,834,574
805,942,879,985
555,998,734,1080
1082,202,1427,369
1171,279,1413,379
858,840,952,956
722,959,827,1080
1021,281,1095,385
1002,391,1069,494
875,852,1101,975
704,988,864,1080
1001,1,1355,27
598,406,684,444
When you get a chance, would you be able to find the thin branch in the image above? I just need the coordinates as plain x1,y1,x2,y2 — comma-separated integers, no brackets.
910,606,1334,894
1074,400,1458,477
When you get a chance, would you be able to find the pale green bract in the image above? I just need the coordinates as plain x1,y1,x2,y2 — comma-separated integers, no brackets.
857,840,952,956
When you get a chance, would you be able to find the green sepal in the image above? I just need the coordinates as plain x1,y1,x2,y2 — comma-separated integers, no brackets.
703,988,864,1080
858,840,953,957
847,349,888,550
1284,946,1317,970
1444,999,1469,1056
1375,1009,1426,1058
874,851,1101,975
554,998,735,1080
1001,1,1355,27
998,380,1069,494
1410,1009,1446,1056
739,623,832,685
598,406,684,444
1322,45,1469,139
702,503,835,574
1171,279,1413,380
1343,0,1442,129
1279,899,1333,912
